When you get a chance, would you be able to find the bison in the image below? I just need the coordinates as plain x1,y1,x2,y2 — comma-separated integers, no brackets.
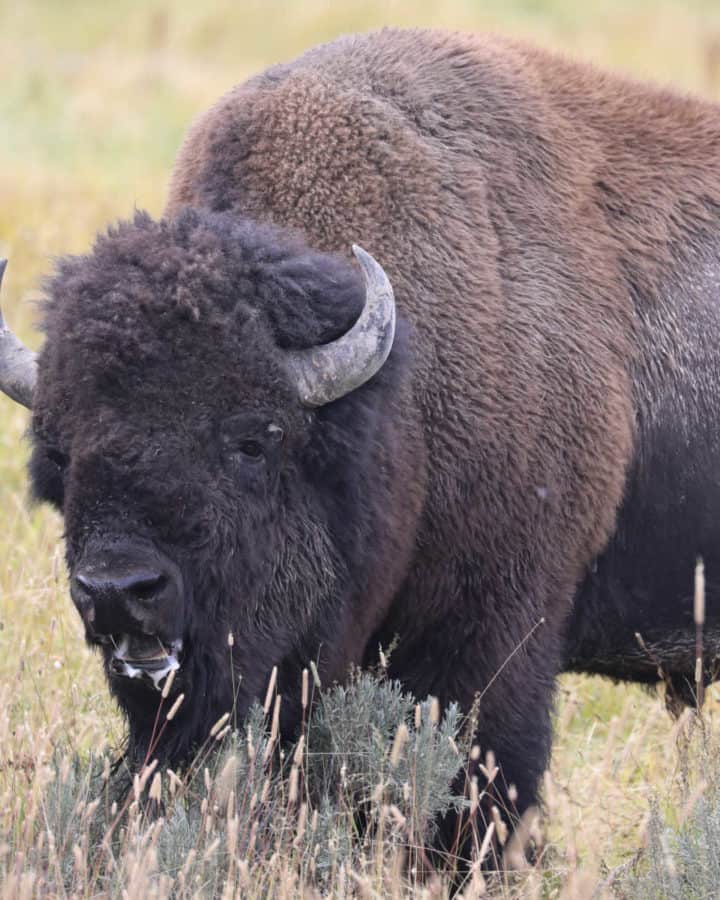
2,28,719,851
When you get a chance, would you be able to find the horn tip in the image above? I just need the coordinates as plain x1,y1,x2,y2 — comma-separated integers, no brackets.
351,244,382,282
351,243,370,264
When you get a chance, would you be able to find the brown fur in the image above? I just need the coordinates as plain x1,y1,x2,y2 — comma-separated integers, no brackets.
169,29,635,592
167,27,720,800
165,29,638,830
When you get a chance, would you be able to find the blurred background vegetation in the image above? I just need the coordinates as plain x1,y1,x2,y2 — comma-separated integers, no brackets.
3,1,720,891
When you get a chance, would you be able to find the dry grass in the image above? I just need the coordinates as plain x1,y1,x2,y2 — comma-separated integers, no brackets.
2,658,720,897
2,1,720,896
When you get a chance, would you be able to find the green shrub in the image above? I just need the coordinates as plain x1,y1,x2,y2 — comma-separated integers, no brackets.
2,671,466,897
625,721,720,900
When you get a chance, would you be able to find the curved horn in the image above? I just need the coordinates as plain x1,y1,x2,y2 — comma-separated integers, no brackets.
0,259,38,409
285,245,396,407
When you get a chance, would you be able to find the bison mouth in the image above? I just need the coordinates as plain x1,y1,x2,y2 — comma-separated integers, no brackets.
109,634,183,691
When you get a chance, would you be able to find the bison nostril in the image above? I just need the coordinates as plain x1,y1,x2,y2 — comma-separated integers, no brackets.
127,573,167,601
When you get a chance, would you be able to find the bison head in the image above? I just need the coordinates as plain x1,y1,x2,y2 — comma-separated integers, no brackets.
1,209,416,765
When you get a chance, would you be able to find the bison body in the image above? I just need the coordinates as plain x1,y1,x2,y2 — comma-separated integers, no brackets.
4,28,720,851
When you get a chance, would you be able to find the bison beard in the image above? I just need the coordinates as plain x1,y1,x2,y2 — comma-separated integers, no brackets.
5,27,720,866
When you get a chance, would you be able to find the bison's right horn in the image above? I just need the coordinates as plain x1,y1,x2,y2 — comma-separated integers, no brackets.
0,259,38,410
284,245,396,407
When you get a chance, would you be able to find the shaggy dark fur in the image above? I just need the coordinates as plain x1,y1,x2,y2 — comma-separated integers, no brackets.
32,210,420,764
26,28,720,855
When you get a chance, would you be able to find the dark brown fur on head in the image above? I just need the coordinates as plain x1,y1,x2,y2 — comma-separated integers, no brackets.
30,208,419,764
25,27,720,857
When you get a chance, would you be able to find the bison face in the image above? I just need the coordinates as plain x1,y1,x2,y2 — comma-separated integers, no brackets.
2,209,413,766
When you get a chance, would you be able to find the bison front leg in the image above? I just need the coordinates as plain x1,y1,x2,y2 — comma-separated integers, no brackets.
385,600,560,871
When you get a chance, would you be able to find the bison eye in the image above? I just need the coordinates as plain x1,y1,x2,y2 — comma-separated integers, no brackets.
222,418,285,469
236,439,264,461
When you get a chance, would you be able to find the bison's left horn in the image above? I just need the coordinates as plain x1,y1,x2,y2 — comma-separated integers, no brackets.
0,259,38,410
285,245,396,407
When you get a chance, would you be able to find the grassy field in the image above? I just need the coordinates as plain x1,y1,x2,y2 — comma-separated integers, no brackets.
3,1,720,895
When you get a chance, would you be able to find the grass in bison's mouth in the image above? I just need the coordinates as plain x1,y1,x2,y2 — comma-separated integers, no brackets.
109,634,183,690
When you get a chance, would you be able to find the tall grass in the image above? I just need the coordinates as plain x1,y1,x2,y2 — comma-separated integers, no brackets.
0,671,468,897
3,667,720,897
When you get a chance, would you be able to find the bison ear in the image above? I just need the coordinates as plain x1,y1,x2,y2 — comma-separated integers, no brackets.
283,245,396,408
0,259,38,410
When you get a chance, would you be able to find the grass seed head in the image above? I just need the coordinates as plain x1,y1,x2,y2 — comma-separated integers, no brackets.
390,723,410,767
148,772,162,804
695,557,706,625
263,666,278,714
309,660,322,688
210,711,231,738
301,668,309,710
166,692,185,721
161,668,176,699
